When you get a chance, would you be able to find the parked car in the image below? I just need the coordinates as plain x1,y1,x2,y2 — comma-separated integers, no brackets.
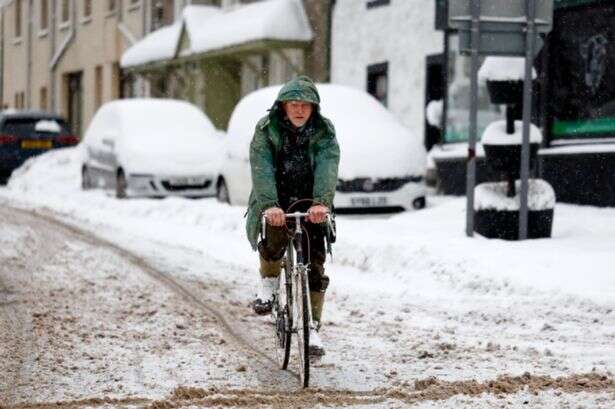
0,110,78,183
81,99,222,198
217,84,427,211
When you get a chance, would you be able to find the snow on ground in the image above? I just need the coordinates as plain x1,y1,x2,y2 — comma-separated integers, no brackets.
1,147,615,406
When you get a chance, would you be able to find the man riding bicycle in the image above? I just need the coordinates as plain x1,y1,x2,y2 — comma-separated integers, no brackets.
245,76,340,357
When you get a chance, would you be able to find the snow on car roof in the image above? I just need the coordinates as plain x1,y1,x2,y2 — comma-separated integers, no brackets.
227,84,426,179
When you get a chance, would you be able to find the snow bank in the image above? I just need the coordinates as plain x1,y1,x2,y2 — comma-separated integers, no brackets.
478,57,537,82
227,84,426,180
474,179,556,211
4,148,615,305
482,120,543,145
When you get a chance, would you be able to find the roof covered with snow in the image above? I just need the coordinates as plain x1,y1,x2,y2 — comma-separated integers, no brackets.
121,0,313,69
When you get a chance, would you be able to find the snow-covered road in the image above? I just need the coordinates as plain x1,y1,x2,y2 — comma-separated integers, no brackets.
1,147,615,408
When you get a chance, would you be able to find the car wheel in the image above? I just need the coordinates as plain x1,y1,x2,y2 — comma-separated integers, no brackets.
412,197,426,210
216,178,231,204
116,170,127,199
81,166,92,190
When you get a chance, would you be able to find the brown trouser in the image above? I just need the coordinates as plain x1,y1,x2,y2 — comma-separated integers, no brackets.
258,223,330,293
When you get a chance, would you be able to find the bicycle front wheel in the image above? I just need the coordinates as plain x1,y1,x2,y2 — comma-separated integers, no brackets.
274,260,292,370
296,269,310,387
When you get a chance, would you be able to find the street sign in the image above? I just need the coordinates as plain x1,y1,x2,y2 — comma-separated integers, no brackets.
449,0,553,56
453,0,555,240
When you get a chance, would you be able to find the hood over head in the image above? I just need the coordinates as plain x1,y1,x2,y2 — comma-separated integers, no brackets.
269,76,322,120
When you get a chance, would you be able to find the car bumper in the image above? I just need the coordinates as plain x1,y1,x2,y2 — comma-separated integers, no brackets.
126,174,217,198
334,181,427,210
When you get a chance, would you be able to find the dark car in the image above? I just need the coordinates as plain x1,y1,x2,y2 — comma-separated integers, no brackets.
0,111,78,183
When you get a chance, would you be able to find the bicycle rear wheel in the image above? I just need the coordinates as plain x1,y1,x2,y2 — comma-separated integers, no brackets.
274,259,292,369
296,268,310,387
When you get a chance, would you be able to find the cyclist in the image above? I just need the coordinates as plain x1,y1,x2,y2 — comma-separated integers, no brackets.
245,76,340,357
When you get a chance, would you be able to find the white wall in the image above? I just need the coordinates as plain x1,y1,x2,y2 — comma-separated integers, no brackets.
331,0,443,138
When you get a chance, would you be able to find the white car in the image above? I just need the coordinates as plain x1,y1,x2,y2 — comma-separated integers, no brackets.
81,99,222,198
217,84,427,211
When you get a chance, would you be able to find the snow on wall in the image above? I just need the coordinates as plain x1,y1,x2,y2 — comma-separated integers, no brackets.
331,0,443,139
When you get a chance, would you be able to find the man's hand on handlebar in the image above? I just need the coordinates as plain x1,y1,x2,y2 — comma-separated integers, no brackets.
307,205,329,224
264,207,285,226
263,205,330,226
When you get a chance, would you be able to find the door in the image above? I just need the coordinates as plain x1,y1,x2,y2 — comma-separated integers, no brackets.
67,72,83,137
425,54,444,151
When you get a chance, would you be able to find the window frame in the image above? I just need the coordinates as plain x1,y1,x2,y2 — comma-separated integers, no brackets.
367,62,389,107
367,0,391,9
14,0,22,39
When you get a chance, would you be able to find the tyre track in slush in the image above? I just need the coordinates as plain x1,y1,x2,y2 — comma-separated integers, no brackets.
4,206,615,409
9,205,300,383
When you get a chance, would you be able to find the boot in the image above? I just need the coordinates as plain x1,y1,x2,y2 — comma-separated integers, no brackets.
252,277,277,315
310,291,325,325
260,255,282,278
252,256,282,315
309,291,326,356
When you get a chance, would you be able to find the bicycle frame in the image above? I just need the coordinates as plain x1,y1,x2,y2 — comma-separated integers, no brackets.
261,211,333,387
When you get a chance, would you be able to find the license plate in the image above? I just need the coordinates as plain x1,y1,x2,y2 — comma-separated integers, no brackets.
350,196,388,207
168,177,204,186
21,140,52,149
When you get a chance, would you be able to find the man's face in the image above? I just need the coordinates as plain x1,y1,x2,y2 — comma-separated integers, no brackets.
283,101,313,128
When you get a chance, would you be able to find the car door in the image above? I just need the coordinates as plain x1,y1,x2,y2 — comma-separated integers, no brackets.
225,138,251,205
84,110,119,188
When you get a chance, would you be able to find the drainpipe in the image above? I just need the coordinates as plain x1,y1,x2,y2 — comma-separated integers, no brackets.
50,0,57,112
27,0,33,108
49,0,76,113
1,8,4,107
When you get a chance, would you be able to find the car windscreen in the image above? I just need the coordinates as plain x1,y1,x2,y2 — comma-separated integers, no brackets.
2,118,71,138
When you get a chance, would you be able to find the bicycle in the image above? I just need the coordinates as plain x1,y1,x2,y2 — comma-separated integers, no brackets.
261,211,334,388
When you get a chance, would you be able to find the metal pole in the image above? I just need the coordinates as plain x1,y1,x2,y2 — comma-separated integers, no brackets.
465,0,480,237
519,0,537,240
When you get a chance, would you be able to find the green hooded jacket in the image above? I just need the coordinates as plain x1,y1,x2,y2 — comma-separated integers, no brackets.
246,76,340,250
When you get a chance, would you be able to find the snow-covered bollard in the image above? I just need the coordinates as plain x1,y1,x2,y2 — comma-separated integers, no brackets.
482,119,542,196
478,57,537,105
474,179,555,240
473,56,555,240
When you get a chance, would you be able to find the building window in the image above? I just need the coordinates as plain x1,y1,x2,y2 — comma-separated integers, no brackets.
15,0,22,38
40,0,49,31
128,0,140,11
95,66,103,109
15,92,25,109
84,0,92,17
367,62,389,106
367,0,390,9
151,0,174,31
108,0,117,12
40,87,48,111
61,0,70,23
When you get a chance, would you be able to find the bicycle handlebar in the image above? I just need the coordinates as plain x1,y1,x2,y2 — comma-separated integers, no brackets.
261,212,333,239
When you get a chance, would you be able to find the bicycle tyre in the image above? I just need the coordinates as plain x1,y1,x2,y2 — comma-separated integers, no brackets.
296,269,310,387
274,259,292,370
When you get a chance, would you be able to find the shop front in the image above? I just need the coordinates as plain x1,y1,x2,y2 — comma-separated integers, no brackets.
433,0,615,205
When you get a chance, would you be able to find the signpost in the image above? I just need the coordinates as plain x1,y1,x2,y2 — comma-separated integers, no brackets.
448,0,553,240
